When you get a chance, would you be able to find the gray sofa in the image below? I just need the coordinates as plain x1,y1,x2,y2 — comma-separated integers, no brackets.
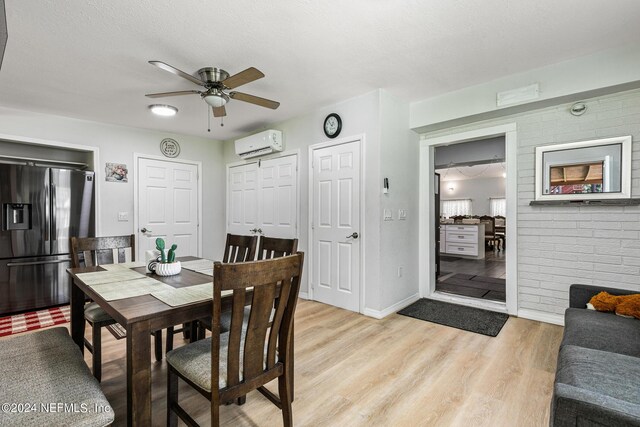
550,284,640,426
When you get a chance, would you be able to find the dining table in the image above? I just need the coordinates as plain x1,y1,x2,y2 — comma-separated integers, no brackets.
67,256,258,426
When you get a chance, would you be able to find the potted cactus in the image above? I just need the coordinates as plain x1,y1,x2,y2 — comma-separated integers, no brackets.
153,238,181,276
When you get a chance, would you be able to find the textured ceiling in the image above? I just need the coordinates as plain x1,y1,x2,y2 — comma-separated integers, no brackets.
437,163,506,181
1,1,639,140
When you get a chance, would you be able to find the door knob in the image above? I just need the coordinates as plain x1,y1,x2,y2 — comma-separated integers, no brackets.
141,228,152,233
249,228,263,234
346,232,359,239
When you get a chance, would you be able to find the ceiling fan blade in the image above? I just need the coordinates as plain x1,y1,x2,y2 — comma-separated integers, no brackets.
212,105,226,117
222,67,264,89
148,61,205,86
145,90,201,98
229,91,280,109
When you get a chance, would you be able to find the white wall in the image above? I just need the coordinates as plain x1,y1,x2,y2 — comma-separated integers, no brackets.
223,90,420,315
411,43,640,133
420,88,640,325
441,177,506,216
378,90,420,314
0,106,226,260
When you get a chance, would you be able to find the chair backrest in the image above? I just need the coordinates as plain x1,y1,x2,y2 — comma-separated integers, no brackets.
479,216,495,236
257,237,298,260
70,235,135,268
211,253,304,401
222,234,258,263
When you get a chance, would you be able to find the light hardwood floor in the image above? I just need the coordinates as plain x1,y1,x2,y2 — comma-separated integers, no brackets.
7,299,564,426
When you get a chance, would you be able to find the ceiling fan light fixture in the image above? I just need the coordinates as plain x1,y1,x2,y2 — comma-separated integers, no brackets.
203,92,229,108
149,104,178,116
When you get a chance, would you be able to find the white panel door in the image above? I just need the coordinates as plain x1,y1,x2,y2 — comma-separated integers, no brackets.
259,155,298,238
312,141,360,312
227,162,259,236
227,155,297,239
138,158,199,259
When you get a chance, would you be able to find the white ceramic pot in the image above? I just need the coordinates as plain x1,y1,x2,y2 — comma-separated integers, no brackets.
155,261,181,276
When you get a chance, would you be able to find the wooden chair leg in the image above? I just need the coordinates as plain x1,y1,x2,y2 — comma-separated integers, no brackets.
182,322,191,340
92,324,102,382
167,368,178,427
197,323,205,341
278,373,293,427
166,326,174,353
154,330,163,362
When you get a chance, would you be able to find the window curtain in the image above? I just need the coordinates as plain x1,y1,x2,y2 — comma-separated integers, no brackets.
490,198,506,217
441,199,472,217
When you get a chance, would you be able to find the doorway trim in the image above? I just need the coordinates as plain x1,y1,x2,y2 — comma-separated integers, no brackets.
308,134,366,313
419,124,518,315
133,153,203,258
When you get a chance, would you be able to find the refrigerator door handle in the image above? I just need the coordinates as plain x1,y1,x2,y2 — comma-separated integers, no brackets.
50,182,56,244
7,258,72,267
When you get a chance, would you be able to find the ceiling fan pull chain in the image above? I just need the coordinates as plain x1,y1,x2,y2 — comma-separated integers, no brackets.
207,106,211,132
221,116,224,127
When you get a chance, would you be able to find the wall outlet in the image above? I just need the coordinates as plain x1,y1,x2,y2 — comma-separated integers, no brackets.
398,209,407,220
383,209,393,221
118,211,129,222
397,266,403,278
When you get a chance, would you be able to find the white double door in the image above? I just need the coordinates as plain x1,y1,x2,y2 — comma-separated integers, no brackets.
137,157,199,260
227,155,298,239
311,140,361,312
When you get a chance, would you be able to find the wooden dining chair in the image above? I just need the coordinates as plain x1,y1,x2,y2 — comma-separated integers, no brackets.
194,234,258,341
222,233,258,263
166,253,304,427
70,235,165,381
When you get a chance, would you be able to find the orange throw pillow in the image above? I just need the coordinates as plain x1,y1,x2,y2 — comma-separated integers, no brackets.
588,292,623,312
615,294,640,320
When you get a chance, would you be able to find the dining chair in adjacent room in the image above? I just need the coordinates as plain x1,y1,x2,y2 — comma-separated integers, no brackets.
166,253,304,427
70,235,165,381
479,215,499,251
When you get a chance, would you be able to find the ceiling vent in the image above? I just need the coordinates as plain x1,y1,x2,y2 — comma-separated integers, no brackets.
496,83,540,108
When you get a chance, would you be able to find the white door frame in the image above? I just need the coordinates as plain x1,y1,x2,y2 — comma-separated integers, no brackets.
308,134,366,313
419,124,518,315
133,153,203,258
225,149,301,238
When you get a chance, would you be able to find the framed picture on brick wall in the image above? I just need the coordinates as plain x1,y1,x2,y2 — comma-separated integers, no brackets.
534,136,632,201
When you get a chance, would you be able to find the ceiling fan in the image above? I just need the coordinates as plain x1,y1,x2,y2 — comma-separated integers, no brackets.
145,61,280,119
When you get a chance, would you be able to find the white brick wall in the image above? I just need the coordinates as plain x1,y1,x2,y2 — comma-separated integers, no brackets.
422,88,640,319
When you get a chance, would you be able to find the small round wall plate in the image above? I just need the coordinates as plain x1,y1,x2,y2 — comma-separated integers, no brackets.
160,138,180,158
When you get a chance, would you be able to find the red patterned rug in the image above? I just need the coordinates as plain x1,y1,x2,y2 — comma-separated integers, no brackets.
0,306,70,337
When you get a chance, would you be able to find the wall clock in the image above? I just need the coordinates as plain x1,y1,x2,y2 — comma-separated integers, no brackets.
160,138,180,158
323,113,342,139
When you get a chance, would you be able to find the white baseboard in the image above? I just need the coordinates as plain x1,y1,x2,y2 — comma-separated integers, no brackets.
517,308,564,326
298,292,309,300
362,293,421,319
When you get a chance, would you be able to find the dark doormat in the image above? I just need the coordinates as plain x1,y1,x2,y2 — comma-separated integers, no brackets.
397,299,509,337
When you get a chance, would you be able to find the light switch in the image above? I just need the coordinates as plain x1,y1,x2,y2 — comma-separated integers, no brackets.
398,209,407,220
118,212,129,222
383,209,393,221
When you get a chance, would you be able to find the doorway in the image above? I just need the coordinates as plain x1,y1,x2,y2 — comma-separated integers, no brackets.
419,124,518,315
309,137,362,313
435,141,506,302
135,155,202,260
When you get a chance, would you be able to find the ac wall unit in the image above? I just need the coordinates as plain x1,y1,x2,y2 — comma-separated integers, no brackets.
235,130,283,159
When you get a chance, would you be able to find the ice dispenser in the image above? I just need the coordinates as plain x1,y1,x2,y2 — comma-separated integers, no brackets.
3,203,32,231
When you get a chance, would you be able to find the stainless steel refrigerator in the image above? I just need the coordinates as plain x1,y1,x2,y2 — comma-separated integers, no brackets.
0,164,94,315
